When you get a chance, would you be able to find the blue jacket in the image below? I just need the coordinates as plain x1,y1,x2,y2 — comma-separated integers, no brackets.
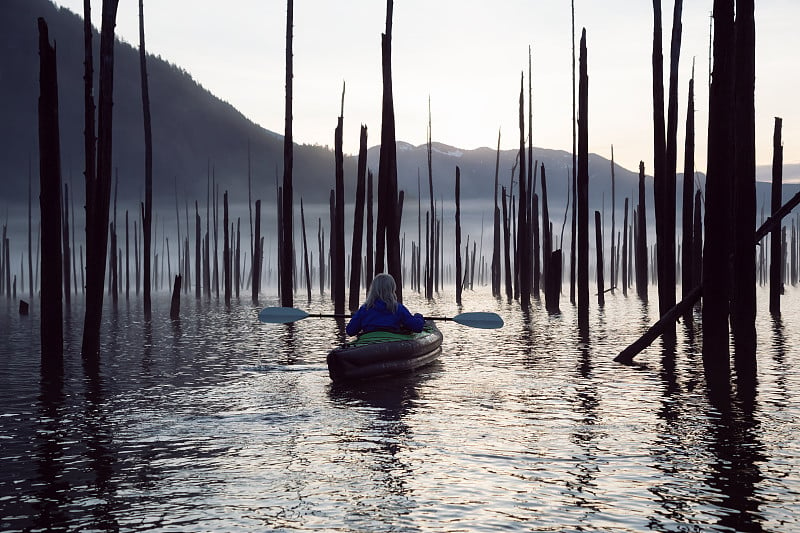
346,299,425,336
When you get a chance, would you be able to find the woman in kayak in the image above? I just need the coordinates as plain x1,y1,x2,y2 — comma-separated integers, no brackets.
346,273,425,336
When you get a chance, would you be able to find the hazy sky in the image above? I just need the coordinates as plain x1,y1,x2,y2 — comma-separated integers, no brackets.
51,0,800,174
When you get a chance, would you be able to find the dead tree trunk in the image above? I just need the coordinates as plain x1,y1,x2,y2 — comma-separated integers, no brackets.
170,274,181,320
38,17,64,361
502,187,513,300
577,28,589,330
280,0,295,307
223,191,230,307
702,0,735,379
455,166,462,305
366,170,374,291
570,0,578,307
622,198,629,297
636,162,648,299
300,199,312,301
138,0,153,320
769,117,783,315
595,211,605,306
62,183,71,305
333,91,345,314
252,199,261,303
517,75,530,306
492,130,501,297
732,0,756,370
82,0,119,359
349,125,368,311
682,71,695,302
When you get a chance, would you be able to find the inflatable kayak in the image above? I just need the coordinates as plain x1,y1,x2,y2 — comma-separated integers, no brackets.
326,321,443,382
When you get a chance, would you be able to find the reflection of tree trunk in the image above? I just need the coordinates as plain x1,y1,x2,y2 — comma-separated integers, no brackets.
82,0,119,359
38,17,64,360
769,118,783,315
577,29,589,329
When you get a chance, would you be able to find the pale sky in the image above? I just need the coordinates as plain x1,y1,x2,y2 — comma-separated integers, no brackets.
52,0,800,175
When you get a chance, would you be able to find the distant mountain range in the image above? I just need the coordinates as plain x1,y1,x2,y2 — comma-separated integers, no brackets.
2,0,798,222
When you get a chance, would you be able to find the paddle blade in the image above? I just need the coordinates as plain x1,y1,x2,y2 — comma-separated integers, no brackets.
258,307,310,324
451,312,504,329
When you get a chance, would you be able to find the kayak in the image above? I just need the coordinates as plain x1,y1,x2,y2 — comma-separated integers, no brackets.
326,321,443,382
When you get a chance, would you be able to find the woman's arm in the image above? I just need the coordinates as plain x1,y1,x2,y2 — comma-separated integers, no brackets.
397,304,425,332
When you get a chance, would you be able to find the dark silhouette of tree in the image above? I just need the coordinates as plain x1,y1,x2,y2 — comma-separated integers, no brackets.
577,28,589,330
517,74,530,306
38,17,64,361
138,0,153,320
81,0,119,359
570,0,577,306
333,86,345,314
732,0,756,375
349,125,368,312
300,199,312,302
769,118,783,315
595,211,604,306
280,0,294,307
492,130,501,297
636,162,648,300
702,0,734,387
682,69,695,307
455,167,462,304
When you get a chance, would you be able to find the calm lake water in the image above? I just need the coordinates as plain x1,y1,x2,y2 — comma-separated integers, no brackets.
1,285,799,532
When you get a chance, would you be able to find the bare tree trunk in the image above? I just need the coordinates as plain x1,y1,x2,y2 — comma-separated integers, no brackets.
455,166,462,305
252,200,261,303
333,88,345,314
138,0,153,320
702,0,735,386
280,0,294,307
38,17,64,361
170,275,181,320
502,187,513,300
82,0,119,359
223,191,230,307
595,210,604,306
62,182,71,305
492,130,501,297
366,171,374,291
517,75,530,306
731,0,756,374
577,28,589,330
570,0,577,306
682,71,696,305
622,198,629,297
636,162,649,299
769,118,783,314
349,125,368,311
300,199,312,301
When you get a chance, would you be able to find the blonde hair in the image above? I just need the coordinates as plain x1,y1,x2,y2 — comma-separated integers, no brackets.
365,273,398,313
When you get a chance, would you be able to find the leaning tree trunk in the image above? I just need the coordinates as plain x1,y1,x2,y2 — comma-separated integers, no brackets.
577,28,589,330
280,0,294,307
702,0,735,385
731,0,756,372
38,17,64,362
300,199,312,301
82,0,119,359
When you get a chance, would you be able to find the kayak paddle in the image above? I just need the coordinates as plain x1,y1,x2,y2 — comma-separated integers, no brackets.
258,307,504,329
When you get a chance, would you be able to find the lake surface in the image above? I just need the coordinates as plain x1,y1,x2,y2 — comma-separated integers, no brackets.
1,285,799,532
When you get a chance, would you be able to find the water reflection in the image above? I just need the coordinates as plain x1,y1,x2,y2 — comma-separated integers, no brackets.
31,367,69,531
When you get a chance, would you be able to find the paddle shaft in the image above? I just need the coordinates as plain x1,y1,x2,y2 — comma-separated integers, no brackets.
301,312,454,322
